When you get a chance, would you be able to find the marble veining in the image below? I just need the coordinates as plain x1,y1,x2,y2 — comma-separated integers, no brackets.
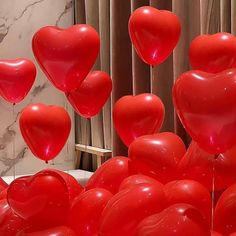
0,0,76,176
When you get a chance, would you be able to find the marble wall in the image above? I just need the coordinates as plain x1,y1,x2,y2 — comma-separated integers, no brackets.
0,0,76,176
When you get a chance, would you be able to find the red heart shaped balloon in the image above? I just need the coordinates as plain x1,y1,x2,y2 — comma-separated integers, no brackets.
129,132,186,183
135,204,210,236
32,24,100,92
164,180,211,225
98,183,166,236
7,170,71,228
189,33,236,73
214,184,236,235
17,226,77,236
66,71,112,118
68,188,113,235
119,174,163,192
85,156,131,194
0,59,36,104
179,141,236,191
0,199,27,236
129,6,181,66
113,93,165,147
173,69,236,154
19,103,71,161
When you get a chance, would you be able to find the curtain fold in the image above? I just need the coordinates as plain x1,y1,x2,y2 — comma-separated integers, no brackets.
75,0,232,171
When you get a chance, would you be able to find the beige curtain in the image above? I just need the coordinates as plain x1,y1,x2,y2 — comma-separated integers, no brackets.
75,0,232,171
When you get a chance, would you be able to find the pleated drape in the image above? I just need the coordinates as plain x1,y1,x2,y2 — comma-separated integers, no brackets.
74,0,232,171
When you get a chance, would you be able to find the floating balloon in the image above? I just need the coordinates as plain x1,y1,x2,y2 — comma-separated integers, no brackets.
179,141,236,191
0,59,36,104
85,156,131,194
17,226,77,236
119,174,163,192
135,204,210,236
98,183,166,236
7,169,71,228
113,93,165,147
68,188,113,235
66,71,112,118
129,6,181,66
189,32,236,73
214,184,236,235
129,132,186,183
32,24,100,92
164,180,211,224
173,68,236,154
19,103,71,162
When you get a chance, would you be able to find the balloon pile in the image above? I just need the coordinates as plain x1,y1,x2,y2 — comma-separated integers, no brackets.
1,4,236,236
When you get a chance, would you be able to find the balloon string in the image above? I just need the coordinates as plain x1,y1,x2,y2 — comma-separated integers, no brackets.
211,154,217,230
12,104,16,180
151,65,154,94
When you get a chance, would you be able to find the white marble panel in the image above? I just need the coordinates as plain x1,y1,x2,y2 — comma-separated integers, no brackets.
0,0,76,176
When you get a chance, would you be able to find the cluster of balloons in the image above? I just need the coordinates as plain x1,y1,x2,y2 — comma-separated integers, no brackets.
1,3,236,235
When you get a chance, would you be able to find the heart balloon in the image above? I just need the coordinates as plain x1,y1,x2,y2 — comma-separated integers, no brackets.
17,226,77,236
113,93,165,147
173,69,236,154
32,24,100,92
119,174,163,192
129,6,181,66
68,188,113,235
179,141,236,191
214,184,236,235
0,59,36,104
0,199,27,236
164,180,211,225
66,70,112,118
7,169,71,228
128,132,186,183
189,32,236,73
98,183,166,236
85,156,131,194
135,204,210,236
19,103,71,161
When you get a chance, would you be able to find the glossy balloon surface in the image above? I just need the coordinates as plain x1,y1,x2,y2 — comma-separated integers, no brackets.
164,180,211,224
129,6,181,65
0,59,36,103
113,93,164,147
66,71,112,118
32,24,100,92
17,226,76,236
85,156,131,194
214,184,236,235
129,132,186,183
68,188,113,235
135,204,210,236
119,174,163,191
98,183,166,236
7,170,71,228
19,103,71,161
173,69,236,154
189,32,236,73
0,199,27,236
179,141,236,190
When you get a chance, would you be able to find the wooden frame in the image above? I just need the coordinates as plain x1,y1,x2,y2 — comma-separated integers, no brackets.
75,144,112,169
